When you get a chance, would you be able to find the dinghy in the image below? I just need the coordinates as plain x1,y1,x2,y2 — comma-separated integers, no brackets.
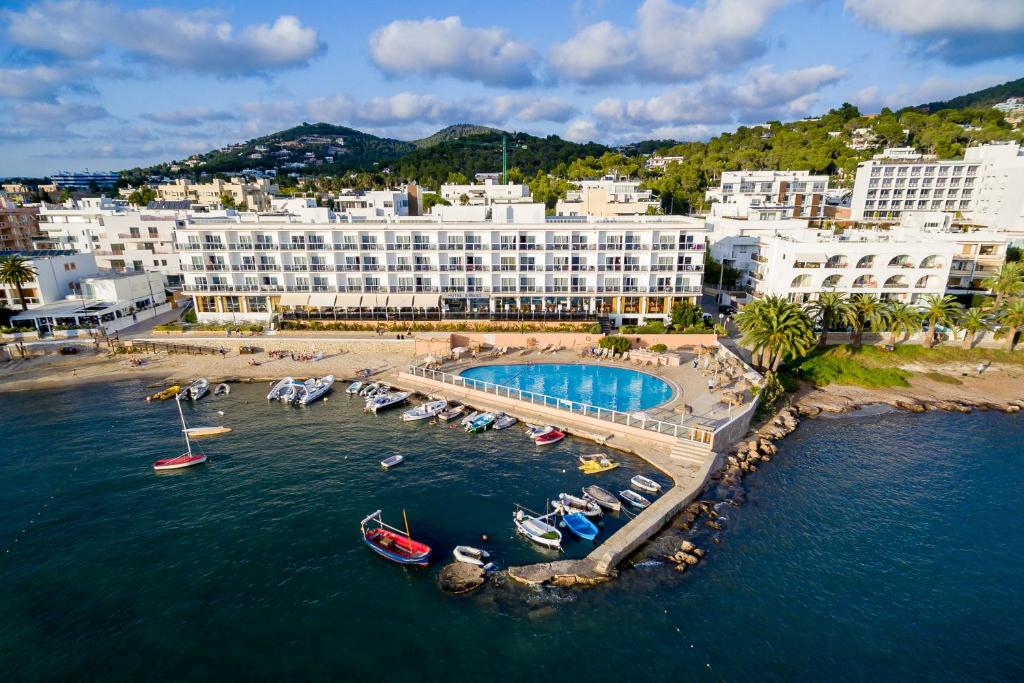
358,382,379,397
554,493,601,518
513,508,562,549
214,383,230,396
453,546,491,567
154,397,207,472
493,413,518,430
465,412,496,433
146,385,180,402
380,455,404,469
582,485,621,512
298,375,334,405
437,404,466,422
346,381,364,395
561,512,599,541
360,510,431,566
578,454,619,474
525,424,555,438
183,426,232,439
179,378,209,401
533,429,564,446
266,377,294,401
365,391,411,413
630,474,662,494
620,489,651,509
402,399,447,422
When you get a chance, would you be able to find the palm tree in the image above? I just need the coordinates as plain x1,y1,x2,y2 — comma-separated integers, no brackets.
981,262,1024,309
734,296,816,371
849,294,888,347
0,256,37,312
998,299,1024,351
883,301,921,346
958,306,991,349
804,291,854,346
919,294,963,348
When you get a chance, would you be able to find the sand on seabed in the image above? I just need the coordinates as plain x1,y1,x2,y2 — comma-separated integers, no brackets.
0,339,417,394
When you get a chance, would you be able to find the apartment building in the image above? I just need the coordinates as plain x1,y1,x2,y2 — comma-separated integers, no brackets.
705,171,829,220
850,142,1024,232
438,180,532,206
50,170,119,190
333,190,409,218
155,177,277,211
645,155,686,171
175,208,708,326
0,200,39,251
0,250,97,309
556,178,658,217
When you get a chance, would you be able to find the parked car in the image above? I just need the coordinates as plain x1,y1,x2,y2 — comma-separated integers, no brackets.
718,304,737,315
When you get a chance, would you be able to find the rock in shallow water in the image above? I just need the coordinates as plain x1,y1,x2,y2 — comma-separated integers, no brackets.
437,563,486,594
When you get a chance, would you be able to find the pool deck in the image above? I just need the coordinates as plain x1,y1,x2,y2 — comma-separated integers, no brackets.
386,347,759,585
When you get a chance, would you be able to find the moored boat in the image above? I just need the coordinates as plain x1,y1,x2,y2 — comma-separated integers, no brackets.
453,545,490,567
214,383,230,396
630,474,662,494
358,382,379,397
380,455,404,469
578,454,620,474
561,512,599,541
620,489,651,509
460,410,480,427
513,508,562,549
534,429,564,446
402,399,447,422
493,413,518,430
554,492,602,518
154,397,207,472
366,391,412,413
183,426,232,439
360,510,431,566
582,485,621,512
146,385,180,402
267,377,294,401
525,423,554,438
346,381,364,395
465,412,496,433
179,378,209,401
298,375,335,405
437,404,466,422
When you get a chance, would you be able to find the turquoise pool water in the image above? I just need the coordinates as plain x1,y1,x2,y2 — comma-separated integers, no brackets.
459,363,673,411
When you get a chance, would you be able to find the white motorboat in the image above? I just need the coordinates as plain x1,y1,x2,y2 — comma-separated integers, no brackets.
493,413,518,430
178,378,209,401
630,475,662,494
380,454,404,469
525,423,555,438
402,399,447,421
267,377,294,401
346,381,363,395
554,493,602,518
214,383,230,396
280,380,307,404
620,489,651,509
298,375,335,405
453,546,491,567
366,391,411,413
514,508,562,549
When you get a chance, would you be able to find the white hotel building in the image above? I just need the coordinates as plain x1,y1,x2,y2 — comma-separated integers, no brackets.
175,205,708,325
705,170,829,220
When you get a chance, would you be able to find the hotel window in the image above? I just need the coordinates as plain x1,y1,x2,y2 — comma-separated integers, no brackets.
247,297,268,312
148,227,159,238
129,227,140,238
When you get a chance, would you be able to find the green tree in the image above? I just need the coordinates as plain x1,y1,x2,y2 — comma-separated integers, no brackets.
669,300,705,330
998,299,1024,351
919,294,963,347
704,252,741,289
805,291,855,346
958,306,991,349
127,186,157,206
445,171,469,185
981,261,1024,309
883,301,922,346
849,294,888,347
734,296,816,371
0,255,38,312
421,193,450,212
220,193,237,209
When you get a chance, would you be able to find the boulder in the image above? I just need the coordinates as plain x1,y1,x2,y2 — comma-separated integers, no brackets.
674,563,688,573
679,540,695,552
705,520,722,530
692,547,706,558
437,563,486,595
797,404,822,417
682,553,700,566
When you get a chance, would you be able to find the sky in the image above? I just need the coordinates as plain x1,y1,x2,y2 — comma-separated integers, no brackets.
1,0,1023,177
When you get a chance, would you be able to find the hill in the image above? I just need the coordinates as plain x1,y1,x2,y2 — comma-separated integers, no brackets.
918,77,1024,113
412,124,501,149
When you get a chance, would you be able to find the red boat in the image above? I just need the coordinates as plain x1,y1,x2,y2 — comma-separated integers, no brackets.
360,510,431,566
154,398,208,472
534,429,565,446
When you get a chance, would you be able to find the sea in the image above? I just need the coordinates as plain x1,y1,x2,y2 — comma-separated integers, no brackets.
1,381,1021,682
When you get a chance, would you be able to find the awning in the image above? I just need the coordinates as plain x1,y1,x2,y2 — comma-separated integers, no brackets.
796,252,828,263
362,293,386,308
386,293,416,308
417,294,441,308
279,293,310,306
334,293,363,308
307,293,337,307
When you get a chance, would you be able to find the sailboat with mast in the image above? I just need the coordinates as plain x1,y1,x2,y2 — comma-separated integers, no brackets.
153,397,208,472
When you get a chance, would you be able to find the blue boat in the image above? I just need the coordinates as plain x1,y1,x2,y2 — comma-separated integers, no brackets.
561,512,599,541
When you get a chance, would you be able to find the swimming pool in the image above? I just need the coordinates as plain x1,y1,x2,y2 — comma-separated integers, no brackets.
459,363,673,412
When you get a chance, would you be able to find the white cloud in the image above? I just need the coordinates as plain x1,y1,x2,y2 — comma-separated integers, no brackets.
563,118,601,143
844,0,1024,63
549,0,791,84
369,16,537,87
140,108,241,126
851,74,1013,111
2,2,324,75
10,98,109,127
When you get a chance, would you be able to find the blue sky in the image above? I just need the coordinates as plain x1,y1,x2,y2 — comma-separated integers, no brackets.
1,0,1023,176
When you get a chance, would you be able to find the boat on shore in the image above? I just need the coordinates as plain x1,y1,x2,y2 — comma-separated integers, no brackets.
183,426,232,439
513,507,562,549
360,509,431,566
214,383,230,396
178,378,209,401
453,546,491,567
578,454,619,474
380,455,404,469
366,391,411,413
346,381,363,395
630,474,661,494
465,412,496,433
267,377,294,401
146,385,180,402
620,489,651,509
582,485,621,512
554,493,602,518
493,413,518,430
561,512,599,541
437,404,466,422
297,375,335,405
534,429,564,446
402,399,447,422
154,397,207,472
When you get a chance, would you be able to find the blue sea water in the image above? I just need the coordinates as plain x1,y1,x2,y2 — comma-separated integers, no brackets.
459,362,674,411
1,382,1022,681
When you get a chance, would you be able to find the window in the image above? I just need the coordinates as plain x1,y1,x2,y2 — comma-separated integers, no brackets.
148,227,159,238
129,227,140,238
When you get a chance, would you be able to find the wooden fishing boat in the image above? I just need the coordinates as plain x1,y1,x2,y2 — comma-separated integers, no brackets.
154,398,207,472
620,489,651,509
555,493,602,517
493,413,518,430
460,410,481,427
630,474,662,494
360,510,431,566
453,545,490,567
183,426,232,439
582,485,621,512
465,412,496,433
146,385,180,402
513,508,562,549
534,429,564,446
578,454,620,474
561,512,599,541
402,399,447,422
437,404,466,422
380,455,404,469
